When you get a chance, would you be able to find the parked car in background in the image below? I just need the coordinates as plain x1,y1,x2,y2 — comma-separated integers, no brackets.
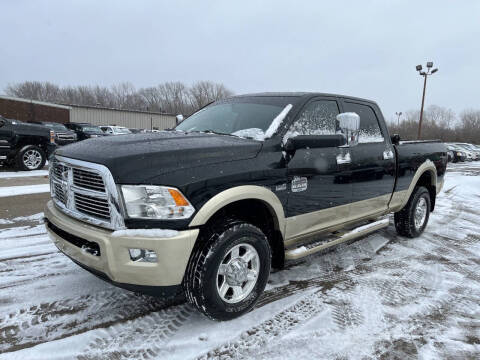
447,149,454,162
0,116,56,170
447,145,467,162
65,123,107,141
27,121,77,146
128,128,144,134
100,126,131,135
454,143,480,160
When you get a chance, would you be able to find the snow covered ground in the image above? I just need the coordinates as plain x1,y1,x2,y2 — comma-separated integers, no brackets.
0,184,50,198
0,162,479,359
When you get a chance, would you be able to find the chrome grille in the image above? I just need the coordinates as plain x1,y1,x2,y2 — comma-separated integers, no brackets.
53,182,67,205
74,193,110,220
49,156,125,230
73,168,105,192
57,133,76,140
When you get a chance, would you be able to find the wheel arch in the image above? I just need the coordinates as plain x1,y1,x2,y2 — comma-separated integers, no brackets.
189,185,286,268
393,160,438,212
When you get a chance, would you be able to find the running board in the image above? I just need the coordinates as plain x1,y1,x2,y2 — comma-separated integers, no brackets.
285,218,390,260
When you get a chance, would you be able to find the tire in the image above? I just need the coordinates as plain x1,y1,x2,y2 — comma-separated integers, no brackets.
394,186,431,238
184,219,271,321
16,145,46,171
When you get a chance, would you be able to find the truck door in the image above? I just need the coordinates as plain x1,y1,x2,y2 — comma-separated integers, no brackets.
341,101,396,219
0,118,13,159
285,98,352,240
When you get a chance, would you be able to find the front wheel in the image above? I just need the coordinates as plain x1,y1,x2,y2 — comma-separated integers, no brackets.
184,220,271,321
16,145,46,171
394,186,431,238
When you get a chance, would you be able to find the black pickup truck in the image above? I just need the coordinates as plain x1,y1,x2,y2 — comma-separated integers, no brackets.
27,121,78,146
0,116,57,170
44,93,447,320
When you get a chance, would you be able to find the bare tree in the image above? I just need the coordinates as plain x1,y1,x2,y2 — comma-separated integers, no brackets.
189,81,234,110
4,80,234,115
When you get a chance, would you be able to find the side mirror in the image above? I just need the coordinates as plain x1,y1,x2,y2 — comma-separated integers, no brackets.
391,134,401,145
285,134,346,152
336,112,360,147
176,114,184,125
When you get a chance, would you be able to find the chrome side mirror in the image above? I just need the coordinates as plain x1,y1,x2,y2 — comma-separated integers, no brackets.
336,112,360,147
176,114,184,125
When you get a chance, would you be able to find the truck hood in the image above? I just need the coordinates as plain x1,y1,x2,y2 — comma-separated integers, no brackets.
55,131,262,184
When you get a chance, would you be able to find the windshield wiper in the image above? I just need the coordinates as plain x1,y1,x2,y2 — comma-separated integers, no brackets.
191,129,231,136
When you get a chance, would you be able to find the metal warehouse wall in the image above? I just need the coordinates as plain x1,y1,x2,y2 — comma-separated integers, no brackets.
69,106,176,130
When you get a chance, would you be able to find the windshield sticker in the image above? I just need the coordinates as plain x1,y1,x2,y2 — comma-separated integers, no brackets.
275,183,287,192
291,177,308,192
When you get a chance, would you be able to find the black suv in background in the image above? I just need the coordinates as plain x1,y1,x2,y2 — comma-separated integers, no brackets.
0,116,56,170
64,123,107,141
28,121,77,146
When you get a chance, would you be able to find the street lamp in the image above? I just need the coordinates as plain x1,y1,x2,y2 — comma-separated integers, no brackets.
395,111,402,127
416,61,438,139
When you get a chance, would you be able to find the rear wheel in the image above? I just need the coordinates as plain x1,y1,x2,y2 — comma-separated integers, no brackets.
184,220,271,321
394,186,431,238
16,145,46,171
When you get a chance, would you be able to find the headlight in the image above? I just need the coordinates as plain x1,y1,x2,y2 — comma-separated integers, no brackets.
121,185,195,220
457,152,462,156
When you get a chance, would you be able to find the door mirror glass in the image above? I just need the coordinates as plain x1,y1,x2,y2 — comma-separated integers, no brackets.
285,134,346,152
336,112,360,147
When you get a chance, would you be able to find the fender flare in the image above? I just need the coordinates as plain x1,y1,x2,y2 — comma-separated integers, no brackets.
391,160,437,212
188,185,286,236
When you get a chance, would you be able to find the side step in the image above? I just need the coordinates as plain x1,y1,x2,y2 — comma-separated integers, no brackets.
285,218,390,260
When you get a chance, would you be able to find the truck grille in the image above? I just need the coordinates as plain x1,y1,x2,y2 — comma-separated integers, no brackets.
74,193,110,220
73,168,105,192
57,133,76,140
49,156,125,230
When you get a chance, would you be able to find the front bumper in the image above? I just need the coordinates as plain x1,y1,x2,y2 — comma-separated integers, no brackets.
44,200,199,289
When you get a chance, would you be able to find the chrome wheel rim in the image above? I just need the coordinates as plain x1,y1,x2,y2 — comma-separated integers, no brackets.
216,242,260,304
23,149,42,170
414,197,427,230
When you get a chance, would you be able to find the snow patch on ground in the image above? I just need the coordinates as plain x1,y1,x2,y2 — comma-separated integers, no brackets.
0,169,49,178
0,184,50,197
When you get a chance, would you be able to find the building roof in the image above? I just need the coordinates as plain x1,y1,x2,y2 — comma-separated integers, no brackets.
66,103,175,116
0,95,175,116
0,95,72,110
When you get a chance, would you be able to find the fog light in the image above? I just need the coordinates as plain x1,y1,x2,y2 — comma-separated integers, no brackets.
129,248,158,263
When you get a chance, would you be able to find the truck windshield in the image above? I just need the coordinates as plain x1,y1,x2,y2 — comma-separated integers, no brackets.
114,127,131,134
45,122,68,131
176,96,298,140
81,126,103,133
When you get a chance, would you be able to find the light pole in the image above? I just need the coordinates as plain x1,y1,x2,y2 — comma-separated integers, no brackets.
395,111,402,127
416,62,438,139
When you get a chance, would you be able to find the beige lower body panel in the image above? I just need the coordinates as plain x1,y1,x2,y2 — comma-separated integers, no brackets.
285,194,391,244
44,201,198,287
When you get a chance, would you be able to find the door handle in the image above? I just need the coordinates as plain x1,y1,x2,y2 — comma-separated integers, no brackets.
383,150,394,160
336,152,351,165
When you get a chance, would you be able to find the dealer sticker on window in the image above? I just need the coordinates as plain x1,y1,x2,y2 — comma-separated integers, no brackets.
291,176,308,192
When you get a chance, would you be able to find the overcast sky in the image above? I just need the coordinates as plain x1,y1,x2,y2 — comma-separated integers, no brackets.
1,0,479,121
